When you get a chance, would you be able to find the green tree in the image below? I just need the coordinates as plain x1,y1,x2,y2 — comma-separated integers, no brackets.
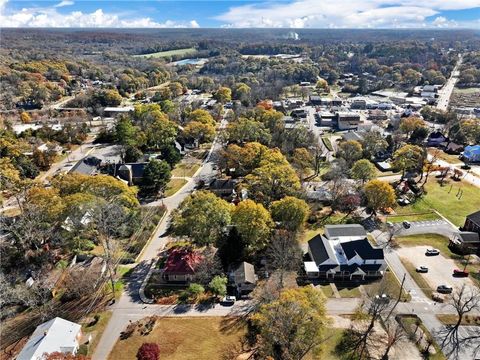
183,121,216,145
232,199,273,253
184,283,205,301
252,286,329,360
208,275,227,298
245,163,301,205
399,117,426,137
226,118,271,145
233,82,251,101
115,116,142,149
146,118,177,150
172,191,232,245
270,196,310,232
361,131,388,159
142,159,171,193
338,140,363,166
213,86,232,104
364,180,396,215
392,144,425,179
160,99,175,113
188,109,215,125
351,159,376,183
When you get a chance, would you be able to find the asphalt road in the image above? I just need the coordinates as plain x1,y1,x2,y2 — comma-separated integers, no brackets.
92,114,228,360
436,55,462,112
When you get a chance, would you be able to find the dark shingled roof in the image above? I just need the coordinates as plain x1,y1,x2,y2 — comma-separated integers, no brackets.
69,156,101,175
340,239,384,260
466,210,480,226
308,235,330,264
457,232,480,244
325,224,367,239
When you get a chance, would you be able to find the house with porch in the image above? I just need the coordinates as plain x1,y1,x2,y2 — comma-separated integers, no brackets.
161,247,203,283
304,224,386,280
229,261,257,295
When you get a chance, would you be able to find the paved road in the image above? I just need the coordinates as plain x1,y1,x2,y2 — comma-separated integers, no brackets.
436,55,462,112
92,114,228,360
396,219,458,237
305,106,335,162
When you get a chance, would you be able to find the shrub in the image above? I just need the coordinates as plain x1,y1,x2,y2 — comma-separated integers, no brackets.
136,343,160,360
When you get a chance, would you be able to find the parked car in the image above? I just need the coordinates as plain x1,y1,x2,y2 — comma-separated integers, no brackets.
425,249,440,256
431,292,446,303
221,295,236,306
437,285,453,294
416,266,429,273
402,220,411,229
453,269,469,277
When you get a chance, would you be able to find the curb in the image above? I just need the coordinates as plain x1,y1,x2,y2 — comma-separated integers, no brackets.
135,209,168,263
139,259,156,304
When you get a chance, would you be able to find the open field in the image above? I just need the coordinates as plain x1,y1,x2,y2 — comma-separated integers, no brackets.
133,47,197,58
390,178,480,227
451,87,480,107
395,234,451,255
108,317,246,360
164,178,188,197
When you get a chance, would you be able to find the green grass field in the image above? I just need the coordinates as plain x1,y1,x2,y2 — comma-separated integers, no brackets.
133,47,197,58
164,178,187,197
171,162,201,177
389,178,480,227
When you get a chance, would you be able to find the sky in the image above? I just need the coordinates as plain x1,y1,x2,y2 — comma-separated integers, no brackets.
1,0,480,29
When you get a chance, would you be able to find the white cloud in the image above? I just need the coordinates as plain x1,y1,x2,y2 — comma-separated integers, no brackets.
0,0,200,28
215,0,480,28
54,0,74,8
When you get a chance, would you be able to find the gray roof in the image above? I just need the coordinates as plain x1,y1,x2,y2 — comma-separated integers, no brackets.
456,232,480,243
466,210,480,226
69,156,101,175
324,224,367,239
16,317,81,360
233,262,256,285
342,132,364,142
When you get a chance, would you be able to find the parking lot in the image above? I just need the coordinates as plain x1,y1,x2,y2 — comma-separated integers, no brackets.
397,246,475,292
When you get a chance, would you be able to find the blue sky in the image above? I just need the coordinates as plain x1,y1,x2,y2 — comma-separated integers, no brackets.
1,0,480,28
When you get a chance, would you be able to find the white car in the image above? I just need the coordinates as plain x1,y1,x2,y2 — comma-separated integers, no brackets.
221,295,236,305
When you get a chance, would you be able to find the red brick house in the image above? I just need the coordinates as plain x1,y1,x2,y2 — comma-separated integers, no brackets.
162,248,203,283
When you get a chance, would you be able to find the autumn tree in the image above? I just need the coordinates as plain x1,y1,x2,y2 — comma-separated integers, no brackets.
213,86,232,104
338,140,363,167
20,111,31,123
231,199,273,253
252,286,329,360
171,191,232,246
399,117,426,137
315,78,329,92
351,159,376,183
270,196,310,232
244,163,301,205
233,82,251,102
392,144,425,179
364,180,396,215
183,121,215,146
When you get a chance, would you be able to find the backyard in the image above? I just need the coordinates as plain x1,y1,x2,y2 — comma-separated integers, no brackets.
108,317,247,360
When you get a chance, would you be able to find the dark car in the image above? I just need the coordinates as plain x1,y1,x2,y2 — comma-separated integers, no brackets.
437,285,453,294
453,269,469,277
425,249,440,256
402,220,411,229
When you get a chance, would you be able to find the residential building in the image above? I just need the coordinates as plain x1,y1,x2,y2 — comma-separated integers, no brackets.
207,178,238,198
427,131,447,147
449,232,480,254
336,112,361,130
463,210,480,235
161,247,203,283
309,95,322,105
229,261,257,295
114,163,147,185
304,224,386,280
16,317,82,360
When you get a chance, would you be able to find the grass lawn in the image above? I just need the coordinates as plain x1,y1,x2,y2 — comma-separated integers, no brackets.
305,328,344,360
171,162,201,177
82,311,113,356
108,317,246,360
317,284,335,298
428,148,462,164
336,285,362,298
386,212,441,223
436,314,480,326
400,258,434,298
364,271,411,302
133,47,197,58
322,136,334,151
164,178,187,197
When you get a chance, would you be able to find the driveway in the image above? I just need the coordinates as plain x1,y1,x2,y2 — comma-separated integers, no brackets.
397,246,475,292
397,219,458,238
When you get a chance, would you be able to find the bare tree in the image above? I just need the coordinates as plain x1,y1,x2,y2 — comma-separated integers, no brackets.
438,285,480,359
267,230,303,289
381,319,406,360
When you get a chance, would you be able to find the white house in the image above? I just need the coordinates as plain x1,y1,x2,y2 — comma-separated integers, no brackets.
304,224,386,280
16,317,82,360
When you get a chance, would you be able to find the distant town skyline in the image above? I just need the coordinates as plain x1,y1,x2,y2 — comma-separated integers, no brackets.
1,0,480,29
